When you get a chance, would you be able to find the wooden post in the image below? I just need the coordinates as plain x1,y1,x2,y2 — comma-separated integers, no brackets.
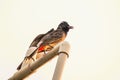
52,41,70,80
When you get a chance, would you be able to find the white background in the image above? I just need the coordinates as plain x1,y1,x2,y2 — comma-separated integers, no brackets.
0,0,120,80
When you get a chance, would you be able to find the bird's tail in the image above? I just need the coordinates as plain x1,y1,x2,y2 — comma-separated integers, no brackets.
17,61,23,70
17,57,35,70
17,51,45,70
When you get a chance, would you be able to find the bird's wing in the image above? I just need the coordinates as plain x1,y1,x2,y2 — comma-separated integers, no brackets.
39,29,66,49
29,28,54,47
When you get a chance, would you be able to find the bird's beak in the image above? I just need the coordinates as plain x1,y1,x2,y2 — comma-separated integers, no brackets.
69,26,74,29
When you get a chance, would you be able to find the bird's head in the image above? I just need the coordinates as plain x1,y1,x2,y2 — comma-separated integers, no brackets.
57,21,73,33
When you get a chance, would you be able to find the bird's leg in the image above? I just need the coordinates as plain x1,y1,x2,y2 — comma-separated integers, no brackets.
43,45,53,54
43,50,47,54
48,44,54,50
42,44,54,55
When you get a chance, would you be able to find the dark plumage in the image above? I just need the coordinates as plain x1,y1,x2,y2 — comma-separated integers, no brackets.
37,21,73,53
17,21,73,70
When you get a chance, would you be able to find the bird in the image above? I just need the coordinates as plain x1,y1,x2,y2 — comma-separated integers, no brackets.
17,21,73,70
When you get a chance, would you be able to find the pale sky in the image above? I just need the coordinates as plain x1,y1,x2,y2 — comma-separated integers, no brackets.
0,0,120,80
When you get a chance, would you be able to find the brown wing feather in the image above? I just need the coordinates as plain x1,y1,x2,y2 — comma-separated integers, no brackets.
29,28,54,47
39,29,66,51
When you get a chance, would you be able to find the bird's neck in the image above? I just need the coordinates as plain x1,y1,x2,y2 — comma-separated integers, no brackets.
62,28,69,35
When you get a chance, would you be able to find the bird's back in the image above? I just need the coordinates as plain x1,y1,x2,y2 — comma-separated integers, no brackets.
40,29,66,47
